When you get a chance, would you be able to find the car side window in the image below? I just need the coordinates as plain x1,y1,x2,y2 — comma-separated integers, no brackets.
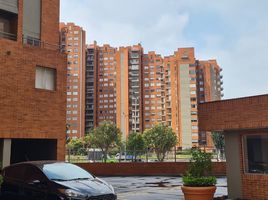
4,165,25,181
24,165,47,183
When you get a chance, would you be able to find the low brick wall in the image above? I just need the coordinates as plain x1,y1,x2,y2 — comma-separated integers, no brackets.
76,162,226,176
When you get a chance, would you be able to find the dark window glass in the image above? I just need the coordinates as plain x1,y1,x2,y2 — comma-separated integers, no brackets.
244,135,268,174
24,165,46,183
4,165,25,180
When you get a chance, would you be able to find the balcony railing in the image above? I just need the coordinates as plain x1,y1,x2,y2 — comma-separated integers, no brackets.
22,35,62,51
0,30,17,41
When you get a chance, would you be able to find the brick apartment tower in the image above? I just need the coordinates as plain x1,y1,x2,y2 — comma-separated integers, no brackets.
116,44,144,142
142,52,164,130
196,59,223,147
60,23,86,138
0,0,67,167
86,43,223,148
94,44,117,127
165,48,199,148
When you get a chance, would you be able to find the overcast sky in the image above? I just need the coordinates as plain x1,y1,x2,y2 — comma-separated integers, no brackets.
60,0,268,99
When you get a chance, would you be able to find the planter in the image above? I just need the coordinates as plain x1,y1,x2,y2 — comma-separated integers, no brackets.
181,186,216,200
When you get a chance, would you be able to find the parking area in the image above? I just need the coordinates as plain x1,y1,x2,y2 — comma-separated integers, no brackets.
102,176,227,200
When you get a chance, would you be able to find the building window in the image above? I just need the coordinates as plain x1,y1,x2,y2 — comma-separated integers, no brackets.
35,66,56,91
244,135,268,174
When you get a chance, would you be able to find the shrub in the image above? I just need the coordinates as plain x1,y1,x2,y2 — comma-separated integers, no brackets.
183,176,216,187
183,149,217,187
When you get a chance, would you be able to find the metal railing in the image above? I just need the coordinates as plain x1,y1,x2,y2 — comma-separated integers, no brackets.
66,148,226,163
0,31,17,41
22,35,63,51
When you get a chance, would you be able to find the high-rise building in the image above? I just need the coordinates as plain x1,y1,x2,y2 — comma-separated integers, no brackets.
116,44,144,142
95,44,117,126
60,23,86,138
196,59,223,147
162,48,198,148
142,52,164,130
0,0,66,167
85,43,97,133
86,43,223,148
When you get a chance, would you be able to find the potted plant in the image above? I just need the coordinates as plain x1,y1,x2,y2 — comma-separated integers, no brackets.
182,149,217,200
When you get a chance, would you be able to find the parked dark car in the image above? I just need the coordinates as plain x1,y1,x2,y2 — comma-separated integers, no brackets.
1,161,116,200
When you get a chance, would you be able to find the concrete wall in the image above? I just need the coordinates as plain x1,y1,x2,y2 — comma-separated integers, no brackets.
225,132,242,199
179,64,192,148
76,162,226,176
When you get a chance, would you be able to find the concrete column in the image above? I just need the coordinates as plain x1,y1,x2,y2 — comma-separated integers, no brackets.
2,139,12,168
225,132,242,199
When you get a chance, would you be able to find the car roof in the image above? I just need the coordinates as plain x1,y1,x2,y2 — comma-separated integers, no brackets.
3,160,67,170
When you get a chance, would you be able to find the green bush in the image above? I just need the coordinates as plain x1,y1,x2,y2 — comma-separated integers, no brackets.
183,176,216,187
183,149,217,187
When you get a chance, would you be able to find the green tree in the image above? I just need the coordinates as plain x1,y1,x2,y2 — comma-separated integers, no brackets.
90,121,122,162
143,123,177,161
126,132,145,161
66,138,86,155
211,131,225,161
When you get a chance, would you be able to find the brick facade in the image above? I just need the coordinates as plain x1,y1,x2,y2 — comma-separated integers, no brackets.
0,0,66,161
198,94,268,131
199,94,268,200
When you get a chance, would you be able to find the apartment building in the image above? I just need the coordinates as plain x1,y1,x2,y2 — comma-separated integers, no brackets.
95,44,117,125
0,0,66,167
161,48,198,148
85,43,97,133
116,44,144,141
60,23,86,138
86,43,223,148
197,59,223,147
143,52,164,130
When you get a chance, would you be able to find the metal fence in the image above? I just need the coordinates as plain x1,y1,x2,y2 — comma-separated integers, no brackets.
66,148,225,163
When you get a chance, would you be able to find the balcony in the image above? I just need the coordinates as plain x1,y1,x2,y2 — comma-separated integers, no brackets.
23,35,61,51
0,30,16,40
0,10,18,41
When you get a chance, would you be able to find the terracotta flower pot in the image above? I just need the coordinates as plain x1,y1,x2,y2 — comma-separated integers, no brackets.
181,185,216,200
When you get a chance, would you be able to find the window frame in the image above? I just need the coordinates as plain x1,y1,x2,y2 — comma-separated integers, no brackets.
242,134,268,175
35,65,57,91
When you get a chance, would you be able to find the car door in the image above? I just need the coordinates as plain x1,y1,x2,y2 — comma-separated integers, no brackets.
1,165,25,200
22,164,49,200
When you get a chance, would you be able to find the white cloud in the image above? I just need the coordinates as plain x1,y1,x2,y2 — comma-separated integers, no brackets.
60,0,268,99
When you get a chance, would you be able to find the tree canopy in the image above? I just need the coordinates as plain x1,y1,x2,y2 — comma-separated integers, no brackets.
143,123,177,161
89,121,122,162
211,131,225,161
126,132,145,160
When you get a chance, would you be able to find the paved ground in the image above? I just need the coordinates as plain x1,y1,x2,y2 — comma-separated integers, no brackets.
102,176,227,200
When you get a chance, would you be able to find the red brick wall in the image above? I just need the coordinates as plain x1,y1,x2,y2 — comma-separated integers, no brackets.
76,162,226,176
198,94,268,131
0,39,67,160
242,174,268,199
199,95,268,200
0,0,66,160
41,0,60,46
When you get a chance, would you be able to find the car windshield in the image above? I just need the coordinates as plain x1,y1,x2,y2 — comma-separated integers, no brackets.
42,163,94,181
